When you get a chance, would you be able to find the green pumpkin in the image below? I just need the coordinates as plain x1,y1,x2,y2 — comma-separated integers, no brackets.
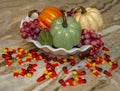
50,10,81,50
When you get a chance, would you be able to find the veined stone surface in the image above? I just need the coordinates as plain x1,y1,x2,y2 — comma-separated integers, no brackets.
0,0,120,91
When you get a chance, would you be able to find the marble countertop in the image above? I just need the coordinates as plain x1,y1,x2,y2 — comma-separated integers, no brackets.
0,0,120,91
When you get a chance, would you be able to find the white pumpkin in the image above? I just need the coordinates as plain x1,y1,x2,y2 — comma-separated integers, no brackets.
73,6,103,32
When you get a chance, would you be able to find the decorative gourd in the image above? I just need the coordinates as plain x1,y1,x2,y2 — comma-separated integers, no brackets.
73,6,103,32
37,29,53,46
50,10,81,50
37,6,62,28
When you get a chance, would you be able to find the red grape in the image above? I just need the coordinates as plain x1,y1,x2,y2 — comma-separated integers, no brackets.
84,33,90,39
20,28,25,33
93,54,97,58
90,40,97,46
84,39,91,45
89,49,94,55
78,42,82,47
89,30,95,34
67,11,72,16
24,27,31,33
82,29,88,34
30,23,36,29
34,27,41,35
21,32,28,39
23,21,28,27
96,34,101,39
90,33,97,39
96,39,102,46
66,9,75,16
33,19,39,25
28,21,32,27
32,34,37,40
81,35,85,40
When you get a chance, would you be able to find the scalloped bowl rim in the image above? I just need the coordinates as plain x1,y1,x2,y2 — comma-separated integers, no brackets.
20,15,92,55
26,38,92,55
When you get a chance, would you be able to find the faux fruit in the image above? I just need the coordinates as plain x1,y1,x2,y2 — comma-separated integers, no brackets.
78,29,104,58
50,10,81,50
37,6,62,28
73,6,103,32
20,19,41,40
37,30,53,46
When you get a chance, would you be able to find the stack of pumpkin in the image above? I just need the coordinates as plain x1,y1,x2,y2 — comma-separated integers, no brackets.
20,6,103,51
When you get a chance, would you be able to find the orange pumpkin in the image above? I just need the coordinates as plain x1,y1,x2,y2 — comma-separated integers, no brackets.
37,6,62,28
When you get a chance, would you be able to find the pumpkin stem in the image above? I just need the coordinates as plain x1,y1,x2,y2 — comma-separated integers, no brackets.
79,6,87,14
61,10,68,28
74,6,87,14
28,10,39,17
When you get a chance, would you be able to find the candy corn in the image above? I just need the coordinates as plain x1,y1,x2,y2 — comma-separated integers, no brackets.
103,70,112,77
13,70,19,78
59,79,66,87
90,69,100,77
37,74,45,82
6,60,12,67
52,62,59,68
17,59,24,65
102,47,110,51
72,69,78,75
85,63,92,69
95,66,103,72
63,66,68,74
78,71,86,76
75,77,86,84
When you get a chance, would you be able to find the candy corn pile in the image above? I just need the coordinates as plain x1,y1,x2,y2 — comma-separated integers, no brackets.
1,46,118,87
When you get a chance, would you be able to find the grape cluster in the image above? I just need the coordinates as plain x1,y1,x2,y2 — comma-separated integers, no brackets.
78,29,104,58
66,8,76,16
66,8,80,16
20,19,41,40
